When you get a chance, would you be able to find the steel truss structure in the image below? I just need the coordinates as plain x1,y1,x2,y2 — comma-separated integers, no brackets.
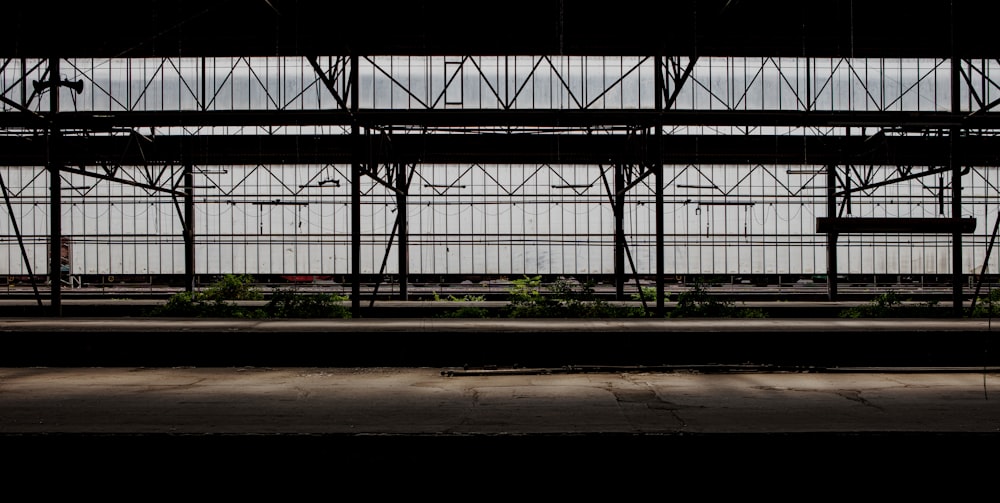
3,1,1000,315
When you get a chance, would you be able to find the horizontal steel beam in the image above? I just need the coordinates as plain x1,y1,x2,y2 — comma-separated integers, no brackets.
2,109,996,130
3,134,1000,166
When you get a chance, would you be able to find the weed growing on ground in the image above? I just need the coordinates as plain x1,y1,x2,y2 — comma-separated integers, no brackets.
969,288,1000,317
433,292,492,318
668,281,768,318
263,288,351,318
838,290,944,318
149,274,264,317
504,275,562,317
200,274,264,301
669,282,732,317
150,274,351,318
631,286,668,303
503,275,647,318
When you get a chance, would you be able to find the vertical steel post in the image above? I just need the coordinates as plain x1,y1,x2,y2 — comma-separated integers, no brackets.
826,163,838,300
951,16,964,316
20,58,27,106
184,164,195,292
654,55,665,317
805,58,811,112
614,163,624,301
396,162,408,301
201,57,207,112
951,130,963,314
351,54,361,315
47,57,62,316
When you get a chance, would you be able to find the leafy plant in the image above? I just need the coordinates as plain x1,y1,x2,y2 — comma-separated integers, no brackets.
150,274,263,317
669,282,733,317
838,290,943,318
152,290,202,317
839,291,902,318
505,275,563,317
504,275,639,318
264,289,351,318
631,286,668,303
970,289,1000,317
668,281,767,318
434,292,492,318
550,277,617,317
200,274,263,301
150,275,351,319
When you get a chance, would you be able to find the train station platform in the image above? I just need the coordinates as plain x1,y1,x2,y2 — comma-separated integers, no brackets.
2,366,997,438
2,315,998,490
1,364,998,492
1,316,997,368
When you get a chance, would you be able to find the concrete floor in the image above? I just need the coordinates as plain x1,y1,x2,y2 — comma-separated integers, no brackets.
2,366,998,436
4,366,999,496
3,365,998,489
3,315,998,493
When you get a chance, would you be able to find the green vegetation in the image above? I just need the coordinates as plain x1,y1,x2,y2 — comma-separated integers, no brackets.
151,290,253,318
668,281,767,318
433,292,491,318
200,274,265,302
503,275,646,318
631,286,668,303
149,274,263,318
969,288,1000,317
504,275,568,317
263,289,351,319
150,274,350,318
839,291,903,318
838,290,943,318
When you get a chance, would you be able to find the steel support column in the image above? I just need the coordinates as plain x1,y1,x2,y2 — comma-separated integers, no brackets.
47,57,61,316
655,55,665,317
826,164,838,301
614,163,625,301
396,162,408,301
951,32,964,316
951,130,963,316
183,164,195,293
351,54,361,315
